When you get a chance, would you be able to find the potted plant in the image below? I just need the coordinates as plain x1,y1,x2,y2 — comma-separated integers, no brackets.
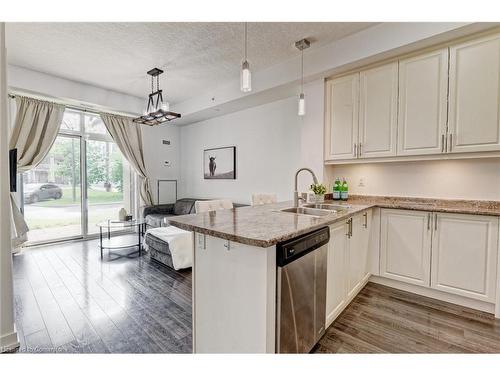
310,183,327,203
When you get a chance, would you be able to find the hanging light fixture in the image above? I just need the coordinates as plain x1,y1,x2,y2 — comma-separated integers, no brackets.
133,68,181,126
295,38,310,116
240,22,252,93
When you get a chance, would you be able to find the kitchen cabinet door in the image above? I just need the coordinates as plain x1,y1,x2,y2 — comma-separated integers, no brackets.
380,209,432,287
325,220,348,327
448,33,500,153
324,73,359,161
347,211,372,299
431,213,499,302
397,49,448,156
358,62,398,158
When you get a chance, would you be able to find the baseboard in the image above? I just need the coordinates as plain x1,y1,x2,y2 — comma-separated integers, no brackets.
0,330,20,353
369,275,495,315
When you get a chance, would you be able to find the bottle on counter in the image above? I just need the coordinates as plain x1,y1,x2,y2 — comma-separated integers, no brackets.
333,177,341,200
340,178,349,201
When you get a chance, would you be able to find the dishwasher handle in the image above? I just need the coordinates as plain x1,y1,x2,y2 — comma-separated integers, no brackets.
276,227,330,267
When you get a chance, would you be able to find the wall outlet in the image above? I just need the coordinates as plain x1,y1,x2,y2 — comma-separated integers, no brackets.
164,160,171,167
358,177,366,187
162,140,170,145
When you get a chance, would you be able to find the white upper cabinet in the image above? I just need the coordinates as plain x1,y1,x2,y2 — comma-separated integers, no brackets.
397,49,449,156
324,73,359,161
448,33,500,153
380,209,432,287
359,62,398,158
431,213,499,302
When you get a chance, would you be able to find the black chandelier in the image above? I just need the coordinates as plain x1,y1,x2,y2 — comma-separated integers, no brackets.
133,68,181,126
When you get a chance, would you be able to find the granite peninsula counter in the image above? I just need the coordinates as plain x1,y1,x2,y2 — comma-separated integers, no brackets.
168,196,500,247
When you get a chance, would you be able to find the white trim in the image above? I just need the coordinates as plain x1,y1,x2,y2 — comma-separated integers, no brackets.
370,275,495,314
496,219,500,319
325,150,500,165
0,330,19,353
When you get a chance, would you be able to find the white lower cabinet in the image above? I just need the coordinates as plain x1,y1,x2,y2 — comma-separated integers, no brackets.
379,209,499,303
347,210,372,298
380,209,432,286
431,213,499,302
325,220,348,326
326,210,372,327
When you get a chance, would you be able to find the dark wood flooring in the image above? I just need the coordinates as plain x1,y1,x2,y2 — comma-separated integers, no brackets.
12,238,192,353
314,282,500,353
12,240,500,353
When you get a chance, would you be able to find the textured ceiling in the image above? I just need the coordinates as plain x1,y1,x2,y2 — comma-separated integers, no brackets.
6,22,375,104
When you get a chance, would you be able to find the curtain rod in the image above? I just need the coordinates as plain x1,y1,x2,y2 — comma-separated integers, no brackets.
7,92,139,119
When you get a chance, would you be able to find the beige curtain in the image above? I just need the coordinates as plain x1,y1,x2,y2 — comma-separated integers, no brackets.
9,96,65,248
100,114,154,206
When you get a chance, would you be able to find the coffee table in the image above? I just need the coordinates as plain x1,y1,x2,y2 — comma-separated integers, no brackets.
97,219,147,260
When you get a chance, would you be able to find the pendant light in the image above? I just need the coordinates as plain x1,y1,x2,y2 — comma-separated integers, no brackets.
133,68,181,126
240,22,252,93
295,38,310,116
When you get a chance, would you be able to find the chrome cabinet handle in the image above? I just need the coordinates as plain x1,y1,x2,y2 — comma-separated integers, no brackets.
427,213,430,230
346,219,350,237
441,134,445,153
434,213,438,231
353,143,357,158
449,133,453,152
224,240,231,251
363,212,368,228
359,142,362,157
349,218,353,237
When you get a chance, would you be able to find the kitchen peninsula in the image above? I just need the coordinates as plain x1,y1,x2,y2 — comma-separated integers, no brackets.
169,195,500,353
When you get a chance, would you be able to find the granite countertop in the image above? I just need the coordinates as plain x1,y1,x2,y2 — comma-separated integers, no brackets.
168,195,500,248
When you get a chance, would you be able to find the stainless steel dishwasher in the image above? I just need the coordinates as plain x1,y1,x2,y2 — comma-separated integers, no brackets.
276,227,329,353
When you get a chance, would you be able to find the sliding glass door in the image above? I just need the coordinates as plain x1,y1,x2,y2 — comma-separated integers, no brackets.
86,139,131,235
23,135,82,243
22,109,136,245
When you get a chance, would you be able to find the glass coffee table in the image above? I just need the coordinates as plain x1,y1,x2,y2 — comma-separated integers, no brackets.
97,219,147,260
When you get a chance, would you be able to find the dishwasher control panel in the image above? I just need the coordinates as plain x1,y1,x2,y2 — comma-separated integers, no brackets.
276,227,330,267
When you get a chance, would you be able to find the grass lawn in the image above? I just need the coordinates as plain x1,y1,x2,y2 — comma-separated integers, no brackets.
34,187,123,207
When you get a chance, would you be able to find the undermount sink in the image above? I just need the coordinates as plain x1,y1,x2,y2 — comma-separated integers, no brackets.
303,203,350,212
279,207,332,217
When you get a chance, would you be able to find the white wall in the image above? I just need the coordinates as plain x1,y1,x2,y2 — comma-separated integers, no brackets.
8,65,143,114
325,158,500,201
178,80,325,204
142,124,181,203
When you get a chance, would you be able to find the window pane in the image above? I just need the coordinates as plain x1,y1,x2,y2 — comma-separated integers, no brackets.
87,140,132,234
84,113,107,135
60,111,80,132
23,136,82,243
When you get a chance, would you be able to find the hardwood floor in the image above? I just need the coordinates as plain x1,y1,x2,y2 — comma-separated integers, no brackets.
12,238,192,353
13,240,500,354
313,282,500,353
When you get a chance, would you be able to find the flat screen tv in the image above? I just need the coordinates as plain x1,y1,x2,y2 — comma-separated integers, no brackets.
9,148,17,192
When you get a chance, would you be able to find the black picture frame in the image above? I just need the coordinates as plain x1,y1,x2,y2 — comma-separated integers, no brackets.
203,146,236,180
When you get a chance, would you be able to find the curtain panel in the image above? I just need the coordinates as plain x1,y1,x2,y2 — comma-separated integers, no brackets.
9,96,65,248
100,114,154,207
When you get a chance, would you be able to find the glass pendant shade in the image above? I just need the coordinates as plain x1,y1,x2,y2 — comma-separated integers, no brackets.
241,60,252,93
298,93,306,116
